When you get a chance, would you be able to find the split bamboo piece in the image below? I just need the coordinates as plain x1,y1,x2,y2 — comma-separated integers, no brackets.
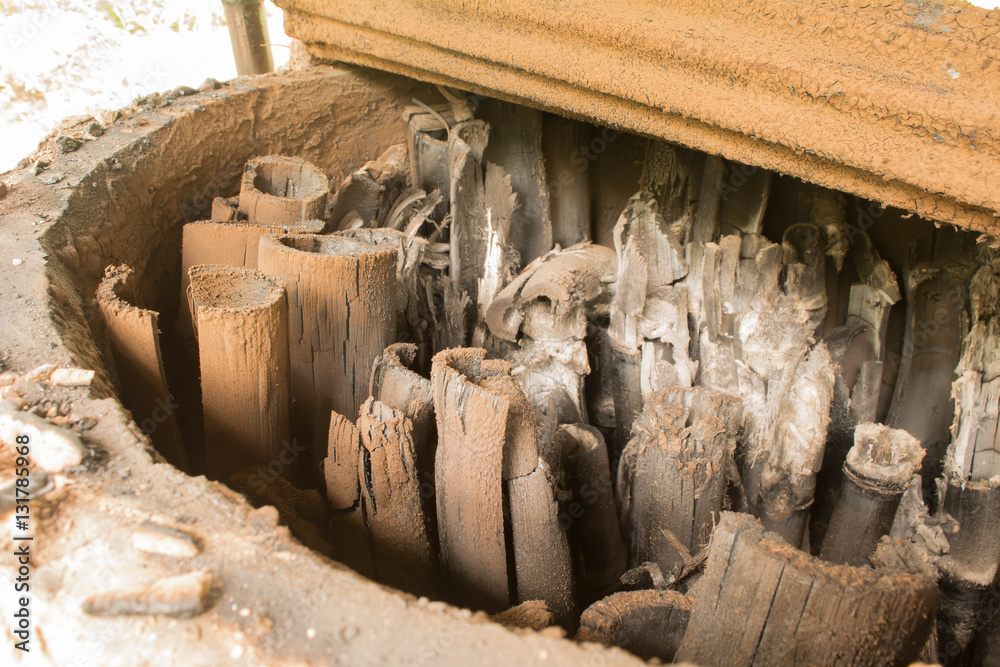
187,265,290,482
324,411,374,579
543,114,592,248
938,257,1000,659
238,155,328,225
557,423,626,600
97,265,188,469
357,398,438,597
258,233,397,485
431,348,573,619
676,512,937,667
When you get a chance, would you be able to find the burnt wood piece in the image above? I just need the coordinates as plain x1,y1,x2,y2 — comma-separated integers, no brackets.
820,423,924,566
357,398,439,598
478,99,553,266
675,512,937,667
782,223,829,330
812,231,900,551
616,391,735,577
887,229,978,479
485,242,616,422
557,424,627,601
329,143,410,230
692,230,835,546
938,257,1000,663
187,266,291,483
507,461,575,626
258,233,397,486
335,227,432,360
577,589,692,662
543,114,592,248
97,266,188,470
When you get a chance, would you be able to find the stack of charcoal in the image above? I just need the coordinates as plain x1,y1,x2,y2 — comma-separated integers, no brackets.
95,89,1000,666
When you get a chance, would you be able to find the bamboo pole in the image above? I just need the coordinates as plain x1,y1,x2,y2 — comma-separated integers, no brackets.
187,265,290,482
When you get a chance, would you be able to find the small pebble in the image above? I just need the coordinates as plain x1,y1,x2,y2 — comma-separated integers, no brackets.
86,121,104,137
38,173,64,185
12,258,22,267
55,136,81,154
307,627,317,639
198,78,222,92
340,626,358,642
0,181,7,200
173,85,197,97
33,159,49,175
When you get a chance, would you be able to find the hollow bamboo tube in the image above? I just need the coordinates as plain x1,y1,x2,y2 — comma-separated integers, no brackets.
187,265,290,482
239,155,329,226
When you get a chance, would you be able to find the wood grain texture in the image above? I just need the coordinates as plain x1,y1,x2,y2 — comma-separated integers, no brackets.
258,233,397,485
187,265,291,482
358,398,438,597
431,347,513,611
676,512,937,667
97,265,188,469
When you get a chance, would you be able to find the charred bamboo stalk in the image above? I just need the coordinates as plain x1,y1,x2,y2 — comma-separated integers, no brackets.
369,342,435,465
357,398,438,597
675,512,937,667
887,229,978,478
238,155,328,226
478,99,554,266
937,257,1000,662
820,424,924,566
187,266,290,483
485,242,616,422
616,390,735,577
543,114,592,248
432,348,573,617
97,266,187,469
507,461,575,626
329,144,410,231
431,348,516,611
716,161,772,237
812,232,901,550
324,411,374,579
258,233,397,486
557,424,627,600
576,589,692,662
